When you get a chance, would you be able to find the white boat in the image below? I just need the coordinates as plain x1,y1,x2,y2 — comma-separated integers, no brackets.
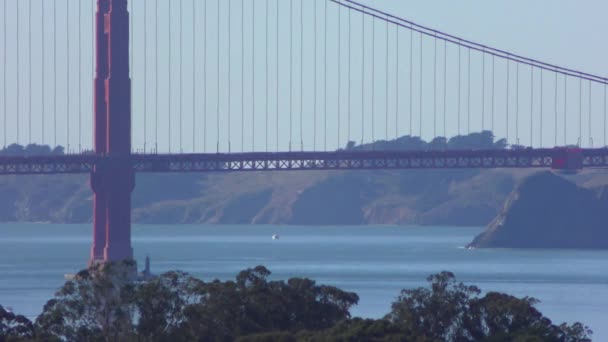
272,234,279,240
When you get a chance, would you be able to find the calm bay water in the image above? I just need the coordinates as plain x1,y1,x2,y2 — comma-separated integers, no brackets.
1,224,607,339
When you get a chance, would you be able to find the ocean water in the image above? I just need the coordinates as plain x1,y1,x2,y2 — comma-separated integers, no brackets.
0,224,607,340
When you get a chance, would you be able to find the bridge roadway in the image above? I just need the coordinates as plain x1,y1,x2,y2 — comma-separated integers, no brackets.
0,148,607,175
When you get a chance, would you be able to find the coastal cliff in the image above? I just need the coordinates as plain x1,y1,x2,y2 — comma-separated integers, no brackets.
469,171,608,249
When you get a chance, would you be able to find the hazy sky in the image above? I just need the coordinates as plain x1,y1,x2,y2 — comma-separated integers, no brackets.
1,0,607,153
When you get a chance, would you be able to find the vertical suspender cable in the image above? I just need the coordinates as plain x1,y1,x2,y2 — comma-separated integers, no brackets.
78,0,81,151
481,51,485,131
323,0,327,150
130,0,133,151
53,0,56,147
506,58,509,143
289,0,293,151
17,0,20,144
251,0,255,150
216,0,220,153
67,0,70,151
29,0,32,145
554,72,558,146
385,18,389,141
361,7,365,146
395,26,398,139
180,0,184,152
203,0,207,152
540,69,543,147
155,0,159,151
42,0,45,145
227,0,231,152
313,0,317,150
2,0,6,147
564,76,567,145
466,47,472,134
409,26,412,137
605,83,607,147
168,0,172,152
588,80,593,147
418,32,422,138
275,0,279,151
443,39,446,138
264,0,269,151
240,0,243,151
516,63,519,144
337,4,341,148
145,0,148,152
579,77,582,146
371,17,375,145
491,55,495,134
589,81,592,146
530,66,533,147
457,43,461,136
300,0,303,150
348,8,352,143
193,0,196,152
433,34,436,138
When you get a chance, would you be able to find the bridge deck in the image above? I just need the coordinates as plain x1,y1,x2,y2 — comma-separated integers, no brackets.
1,148,607,175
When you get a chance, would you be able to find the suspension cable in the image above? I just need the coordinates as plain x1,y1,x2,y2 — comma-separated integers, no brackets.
530,65,533,147
17,0,20,144
395,24,399,139
168,0,172,152
129,0,133,151
180,0,184,152
324,0,327,150
337,2,341,148
67,0,70,151
265,0,269,152
409,25,412,136
42,0,45,145
491,55,495,134
564,76,567,145
276,0,279,151
516,63,519,144
203,0,207,152
349,7,352,143
506,58,509,143
155,0,159,152
418,32,422,138
457,43,461,136
443,39,447,138
227,0,231,152
53,0,56,147
216,0,220,153
289,0,293,151
193,0,196,152
313,0,317,150
481,51,485,131
29,0,32,145
78,0,81,151
540,69,543,148
467,48,471,134
555,72,558,146
144,0,148,152
579,77,582,146
251,0,255,151
589,80,592,147
385,17,389,140
433,34,437,138
371,16,375,145
605,83,607,147
299,0,303,150
361,6,365,146
239,0,243,151
2,0,6,147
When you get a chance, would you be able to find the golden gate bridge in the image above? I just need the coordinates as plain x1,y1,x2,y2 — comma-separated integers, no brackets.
0,0,607,265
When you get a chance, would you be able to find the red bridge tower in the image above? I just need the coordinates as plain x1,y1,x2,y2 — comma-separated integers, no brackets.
90,0,134,264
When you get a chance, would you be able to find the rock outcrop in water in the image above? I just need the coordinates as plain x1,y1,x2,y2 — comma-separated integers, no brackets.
469,171,608,249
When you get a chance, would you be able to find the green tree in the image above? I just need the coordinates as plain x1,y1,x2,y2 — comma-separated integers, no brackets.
387,272,592,342
35,261,138,342
0,305,35,341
